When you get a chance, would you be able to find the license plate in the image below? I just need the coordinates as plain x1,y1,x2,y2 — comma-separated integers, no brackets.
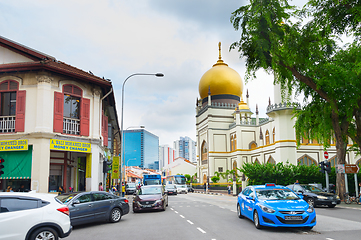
332,202,336,204
285,216,302,220
143,205,152,208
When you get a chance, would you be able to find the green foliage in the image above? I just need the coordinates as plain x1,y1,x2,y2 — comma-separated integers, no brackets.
184,174,191,184
239,162,324,186
211,176,220,183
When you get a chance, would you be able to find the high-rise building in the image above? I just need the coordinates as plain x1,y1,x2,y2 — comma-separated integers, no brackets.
173,137,196,163
159,145,175,170
123,129,159,170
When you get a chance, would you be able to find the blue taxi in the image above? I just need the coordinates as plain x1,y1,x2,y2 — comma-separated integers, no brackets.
237,184,316,229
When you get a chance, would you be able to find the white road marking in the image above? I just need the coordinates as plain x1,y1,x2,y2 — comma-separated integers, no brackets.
231,210,237,213
180,215,185,218
170,208,174,210
197,227,206,233
187,220,194,225
326,238,334,240
174,211,178,214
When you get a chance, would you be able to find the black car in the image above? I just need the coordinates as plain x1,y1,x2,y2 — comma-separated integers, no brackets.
165,184,177,195
187,185,194,193
56,191,129,226
125,183,137,195
287,184,341,208
133,185,168,212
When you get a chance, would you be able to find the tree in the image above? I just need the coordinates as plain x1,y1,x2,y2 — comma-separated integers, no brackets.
230,0,361,199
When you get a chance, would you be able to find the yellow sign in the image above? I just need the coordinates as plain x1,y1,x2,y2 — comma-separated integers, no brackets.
112,156,120,179
0,140,28,151
50,139,91,153
86,153,92,178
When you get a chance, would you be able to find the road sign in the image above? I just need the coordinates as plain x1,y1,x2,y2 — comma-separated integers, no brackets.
324,151,329,159
345,164,359,174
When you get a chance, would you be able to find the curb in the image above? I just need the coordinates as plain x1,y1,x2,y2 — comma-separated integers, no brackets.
194,190,237,197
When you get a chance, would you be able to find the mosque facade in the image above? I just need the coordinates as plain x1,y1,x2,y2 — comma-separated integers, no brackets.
195,43,360,184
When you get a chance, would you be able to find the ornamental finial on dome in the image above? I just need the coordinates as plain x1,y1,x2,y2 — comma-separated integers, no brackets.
213,42,228,67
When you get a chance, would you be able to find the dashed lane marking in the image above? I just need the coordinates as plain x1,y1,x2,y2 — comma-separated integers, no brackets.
197,227,206,233
174,211,178,213
170,208,174,210
180,215,185,218
187,220,194,225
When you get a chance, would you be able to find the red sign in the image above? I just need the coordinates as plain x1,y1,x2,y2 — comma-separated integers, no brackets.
324,151,329,159
345,164,359,174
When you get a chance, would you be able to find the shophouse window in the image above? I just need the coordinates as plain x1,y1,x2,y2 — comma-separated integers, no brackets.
53,84,90,136
0,80,26,133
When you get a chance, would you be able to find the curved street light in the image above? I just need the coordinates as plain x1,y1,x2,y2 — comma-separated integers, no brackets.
120,73,164,184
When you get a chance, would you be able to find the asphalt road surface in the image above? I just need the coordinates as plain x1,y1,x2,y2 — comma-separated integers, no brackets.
66,193,361,240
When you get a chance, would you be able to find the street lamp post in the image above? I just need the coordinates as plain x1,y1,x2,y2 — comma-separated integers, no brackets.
120,73,164,185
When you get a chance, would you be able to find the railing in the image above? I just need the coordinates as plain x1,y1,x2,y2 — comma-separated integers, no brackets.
266,102,301,113
201,160,208,165
63,117,80,135
0,116,16,133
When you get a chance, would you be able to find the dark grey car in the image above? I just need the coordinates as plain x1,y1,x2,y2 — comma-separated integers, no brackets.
56,191,129,226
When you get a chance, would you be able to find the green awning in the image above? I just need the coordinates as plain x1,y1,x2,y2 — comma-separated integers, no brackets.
0,146,32,179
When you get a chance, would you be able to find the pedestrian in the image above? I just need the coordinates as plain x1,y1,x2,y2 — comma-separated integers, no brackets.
122,183,125,197
58,186,64,195
227,185,231,195
99,182,103,191
18,184,26,192
295,180,299,184
6,186,11,192
203,182,206,192
69,187,73,192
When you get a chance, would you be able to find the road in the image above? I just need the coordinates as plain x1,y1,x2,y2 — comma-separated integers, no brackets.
66,193,361,240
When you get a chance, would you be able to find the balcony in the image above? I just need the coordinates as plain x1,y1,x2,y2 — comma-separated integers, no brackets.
0,116,16,133
63,117,80,135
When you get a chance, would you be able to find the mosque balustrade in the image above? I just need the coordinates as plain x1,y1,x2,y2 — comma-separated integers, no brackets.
266,102,301,113
201,160,208,165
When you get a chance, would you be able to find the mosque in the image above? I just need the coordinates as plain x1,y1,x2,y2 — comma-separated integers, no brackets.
195,43,360,184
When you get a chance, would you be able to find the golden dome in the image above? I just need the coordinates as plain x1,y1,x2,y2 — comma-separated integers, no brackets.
198,42,243,100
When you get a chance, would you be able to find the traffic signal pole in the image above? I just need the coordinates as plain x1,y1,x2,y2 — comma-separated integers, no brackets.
325,171,329,193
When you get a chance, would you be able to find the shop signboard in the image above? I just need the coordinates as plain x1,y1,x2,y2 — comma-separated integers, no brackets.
112,156,120,179
0,140,28,151
50,139,91,153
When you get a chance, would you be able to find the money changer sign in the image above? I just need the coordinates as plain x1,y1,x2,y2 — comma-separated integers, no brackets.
0,140,28,151
50,139,91,153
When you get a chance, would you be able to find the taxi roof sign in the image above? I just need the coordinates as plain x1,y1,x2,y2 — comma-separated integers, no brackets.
265,183,276,187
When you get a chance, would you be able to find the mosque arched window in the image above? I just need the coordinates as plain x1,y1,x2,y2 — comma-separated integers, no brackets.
267,156,276,164
297,155,317,166
254,158,260,164
201,141,208,165
265,130,270,145
230,135,234,151
272,128,275,143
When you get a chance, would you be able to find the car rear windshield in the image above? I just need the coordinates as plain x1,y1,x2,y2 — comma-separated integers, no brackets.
127,183,136,188
139,187,162,195
256,189,300,200
56,193,80,203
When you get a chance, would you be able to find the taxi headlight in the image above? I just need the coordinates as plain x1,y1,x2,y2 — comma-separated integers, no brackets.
259,204,275,213
307,206,314,213
336,196,340,200
317,196,328,200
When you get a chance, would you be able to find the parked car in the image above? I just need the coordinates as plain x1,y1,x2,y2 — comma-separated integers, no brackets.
165,184,178,195
187,185,194,193
237,184,316,229
133,185,168,212
176,184,188,194
286,184,341,208
56,191,129,226
0,192,72,240
125,183,137,195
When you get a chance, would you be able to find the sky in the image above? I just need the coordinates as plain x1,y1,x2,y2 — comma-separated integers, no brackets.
0,0,307,147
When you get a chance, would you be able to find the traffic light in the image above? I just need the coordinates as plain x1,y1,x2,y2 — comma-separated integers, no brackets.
0,158,4,177
324,161,331,173
319,161,325,173
103,160,112,173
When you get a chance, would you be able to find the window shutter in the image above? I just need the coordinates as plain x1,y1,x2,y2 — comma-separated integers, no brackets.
15,90,26,132
102,112,108,146
80,98,90,136
53,92,64,133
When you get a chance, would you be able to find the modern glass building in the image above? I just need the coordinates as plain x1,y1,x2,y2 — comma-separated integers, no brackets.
123,129,159,170
173,136,196,163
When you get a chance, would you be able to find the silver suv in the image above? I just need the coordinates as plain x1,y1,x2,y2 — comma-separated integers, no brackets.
0,192,72,240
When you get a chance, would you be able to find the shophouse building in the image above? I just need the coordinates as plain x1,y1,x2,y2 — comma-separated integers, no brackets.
0,36,120,193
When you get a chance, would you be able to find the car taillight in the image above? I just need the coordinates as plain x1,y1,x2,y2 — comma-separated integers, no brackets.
124,199,129,203
57,206,70,216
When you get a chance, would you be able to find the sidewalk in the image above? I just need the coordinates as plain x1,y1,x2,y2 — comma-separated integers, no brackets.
338,201,361,210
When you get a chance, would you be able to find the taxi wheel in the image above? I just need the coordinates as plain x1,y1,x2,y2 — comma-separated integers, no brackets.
253,210,263,229
306,198,315,208
237,204,244,219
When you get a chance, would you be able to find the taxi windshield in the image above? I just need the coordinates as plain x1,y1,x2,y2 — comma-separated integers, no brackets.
256,189,300,200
